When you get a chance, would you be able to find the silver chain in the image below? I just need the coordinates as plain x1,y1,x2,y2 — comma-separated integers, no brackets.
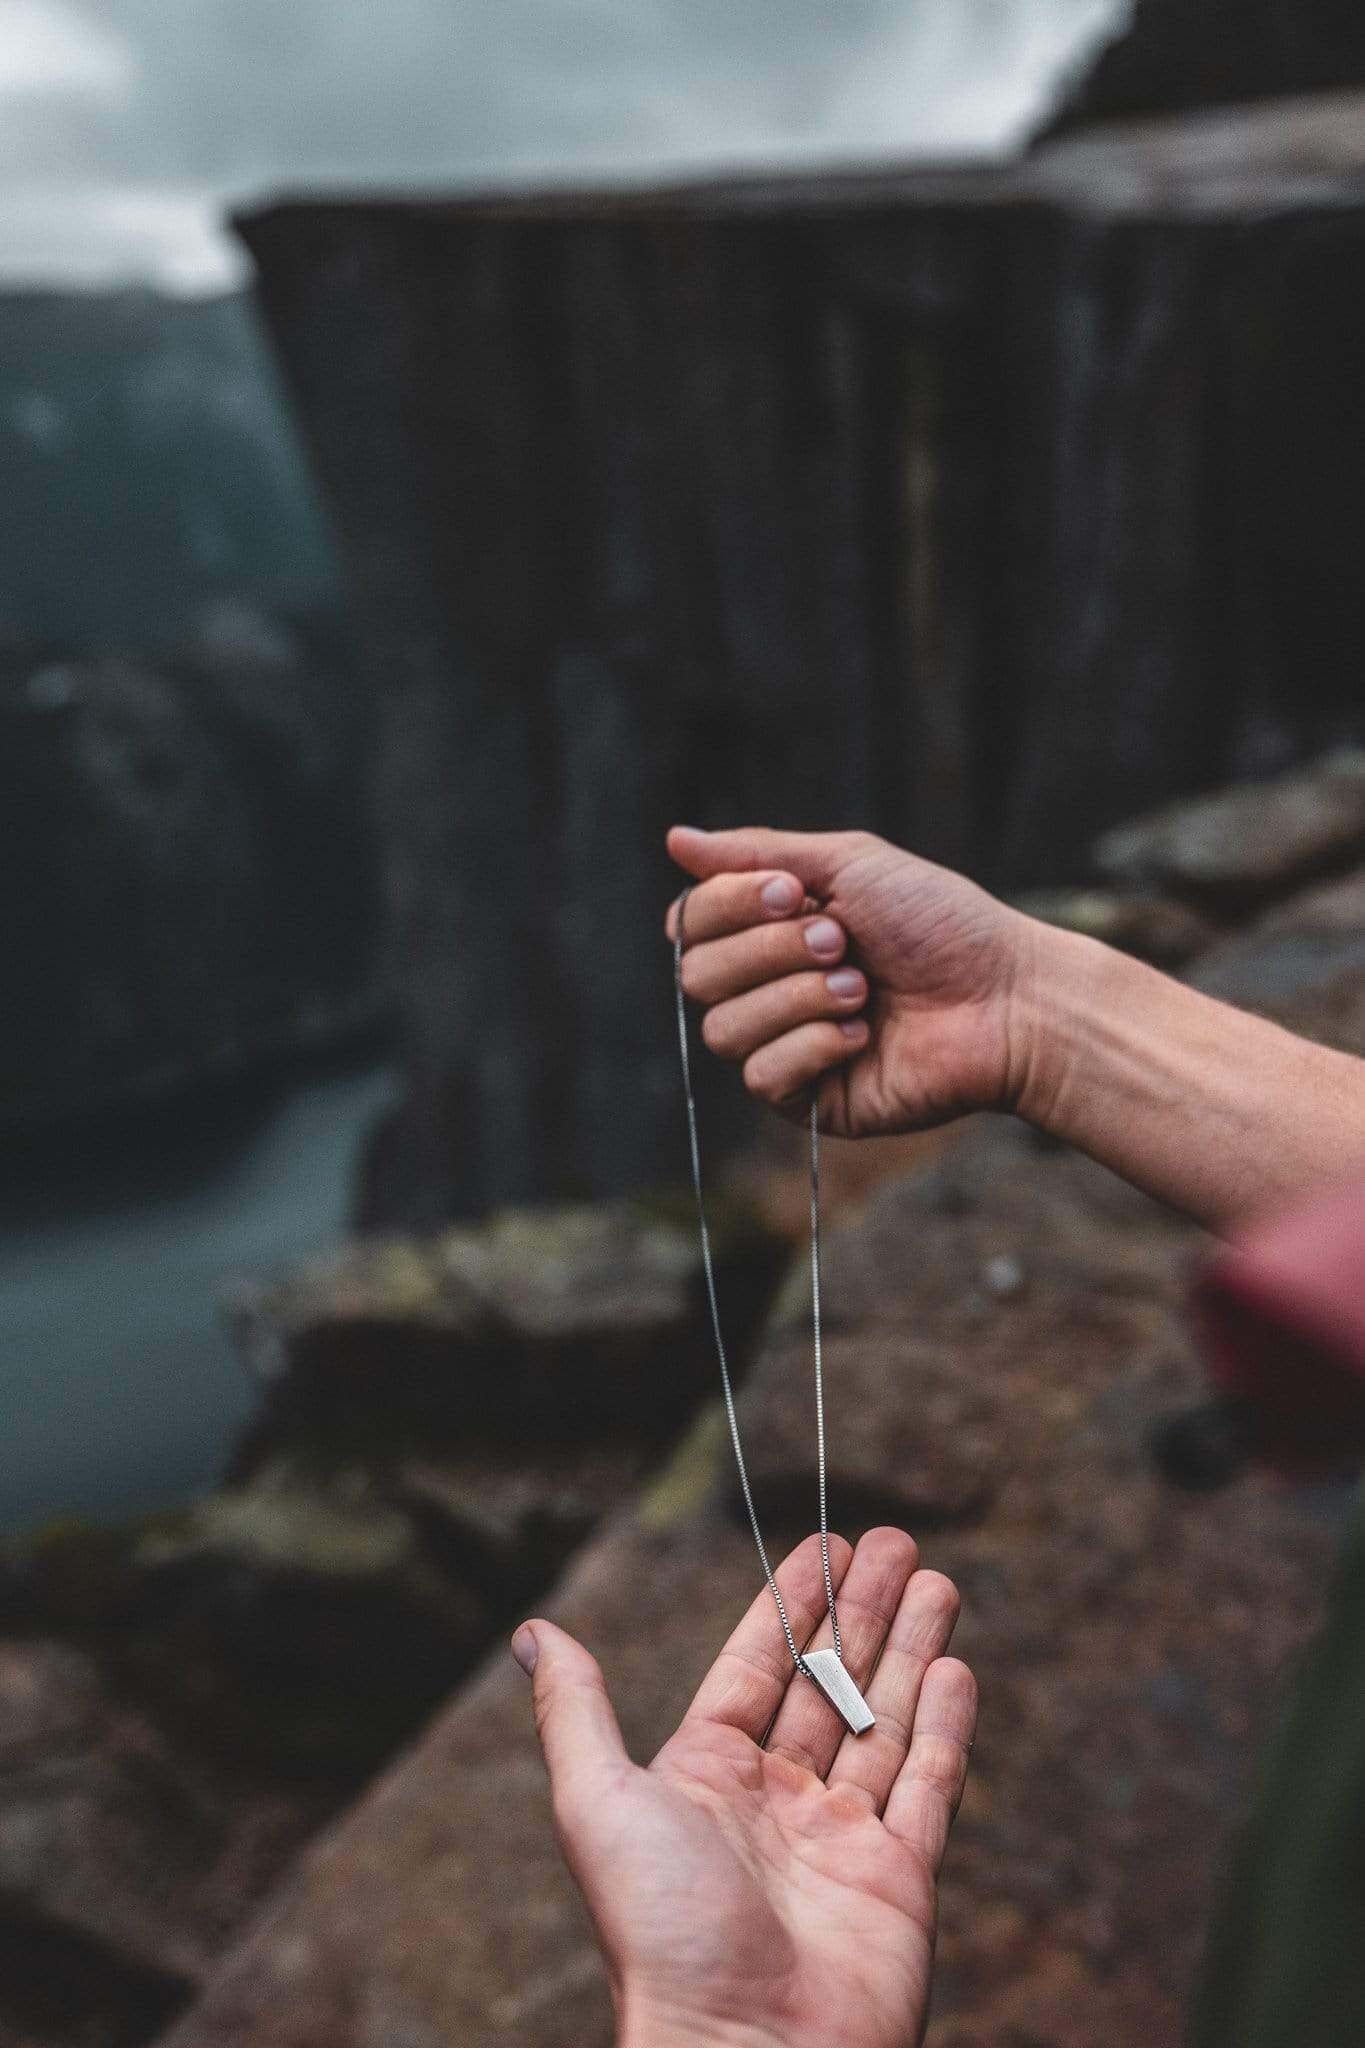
673,886,842,1674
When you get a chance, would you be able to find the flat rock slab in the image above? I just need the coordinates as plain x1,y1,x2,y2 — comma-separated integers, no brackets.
225,1196,779,1452
157,1117,1339,2048
154,1510,769,2048
1095,748,1365,913
0,1638,330,2023
1190,868,1365,1017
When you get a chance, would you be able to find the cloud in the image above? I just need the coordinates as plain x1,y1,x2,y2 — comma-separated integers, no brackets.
0,0,133,96
823,0,1128,154
0,183,245,292
0,0,1131,291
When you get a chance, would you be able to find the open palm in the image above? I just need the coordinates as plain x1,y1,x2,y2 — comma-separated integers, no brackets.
515,1530,975,2048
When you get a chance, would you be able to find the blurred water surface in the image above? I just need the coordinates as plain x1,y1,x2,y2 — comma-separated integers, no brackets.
0,1057,394,1536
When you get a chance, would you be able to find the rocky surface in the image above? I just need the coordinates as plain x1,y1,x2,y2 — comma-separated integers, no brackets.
3,615,382,1126
1189,870,1365,1044
223,1196,775,1452
140,786,1365,2048
1095,748,1365,915
152,1111,1343,2048
0,1637,331,2047
0,1192,783,2041
9,772,1365,2045
1041,1,1365,139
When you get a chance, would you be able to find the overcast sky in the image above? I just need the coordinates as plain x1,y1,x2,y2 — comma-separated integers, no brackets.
0,0,1129,292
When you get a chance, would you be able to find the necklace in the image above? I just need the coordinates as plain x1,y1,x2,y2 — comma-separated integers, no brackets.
673,887,875,1736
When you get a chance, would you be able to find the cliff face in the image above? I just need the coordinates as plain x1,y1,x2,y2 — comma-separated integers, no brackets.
1042,0,1365,137
0,290,337,648
1,289,380,1124
2,620,383,1125
238,194,973,1224
236,93,1365,1221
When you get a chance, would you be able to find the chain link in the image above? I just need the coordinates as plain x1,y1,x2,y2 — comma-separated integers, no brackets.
674,885,842,1674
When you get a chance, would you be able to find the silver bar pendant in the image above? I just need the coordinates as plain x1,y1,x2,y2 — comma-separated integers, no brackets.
803,1649,876,1735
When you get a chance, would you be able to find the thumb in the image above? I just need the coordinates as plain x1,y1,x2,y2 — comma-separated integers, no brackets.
667,823,868,895
513,1620,629,1813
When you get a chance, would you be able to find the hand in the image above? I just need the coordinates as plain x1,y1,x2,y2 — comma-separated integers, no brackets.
666,823,1038,1136
512,1529,976,2048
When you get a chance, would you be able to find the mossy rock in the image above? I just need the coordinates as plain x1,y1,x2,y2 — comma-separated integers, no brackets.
224,1187,784,1462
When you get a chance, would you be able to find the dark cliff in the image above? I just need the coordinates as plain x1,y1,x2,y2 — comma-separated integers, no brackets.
3,619,383,1125
0,289,337,648
2,290,382,1124
236,92,1365,1221
1043,0,1365,138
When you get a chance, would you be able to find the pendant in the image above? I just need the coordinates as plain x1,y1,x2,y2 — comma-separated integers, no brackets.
803,1649,876,1735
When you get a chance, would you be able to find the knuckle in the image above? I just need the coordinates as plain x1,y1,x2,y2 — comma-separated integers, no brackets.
782,977,820,1028
743,1052,777,1101
550,1773,588,1833
940,1653,976,1692
701,1007,730,1054
767,1738,823,1778
827,1782,877,1822
916,1571,962,1629
868,1704,914,1749
936,1656,979,1723
918,1734,964,1799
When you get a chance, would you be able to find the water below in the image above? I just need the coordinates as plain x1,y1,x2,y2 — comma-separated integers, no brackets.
0,1056,396,1538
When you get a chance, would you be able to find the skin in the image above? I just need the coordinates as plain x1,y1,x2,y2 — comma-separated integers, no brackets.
512,1530,976,2048
664,822,1365,1231
515,819,1365,2047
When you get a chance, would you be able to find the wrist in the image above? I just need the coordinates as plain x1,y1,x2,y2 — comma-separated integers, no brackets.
617,1991,785,2048
1006,916,1125,1138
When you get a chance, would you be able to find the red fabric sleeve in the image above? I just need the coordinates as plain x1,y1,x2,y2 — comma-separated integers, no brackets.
1194,1175,1365,1476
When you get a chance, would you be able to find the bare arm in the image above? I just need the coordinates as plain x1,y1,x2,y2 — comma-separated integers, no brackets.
1015,922,1365,1230
667,824,1365,1235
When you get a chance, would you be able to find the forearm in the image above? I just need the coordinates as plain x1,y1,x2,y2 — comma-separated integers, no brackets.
1014,922,1365,1231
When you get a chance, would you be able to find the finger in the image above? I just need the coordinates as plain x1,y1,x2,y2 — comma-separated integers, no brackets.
679,915,849,1004
744,1019,868,1110
664,870,806,945
703,968,867,1061
514,1620,630,1823
882,1656,978,1875
765,1527,919,1779
668,824,872,895
681,1531,854,1743
826,1570,961,1815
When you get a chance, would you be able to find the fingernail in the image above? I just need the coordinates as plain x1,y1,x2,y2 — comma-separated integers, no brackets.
511,1625,539,1675
804,918,842,958
839,1019,867,1040
673,824,706,836
762,875,801,913
826,968,862,999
